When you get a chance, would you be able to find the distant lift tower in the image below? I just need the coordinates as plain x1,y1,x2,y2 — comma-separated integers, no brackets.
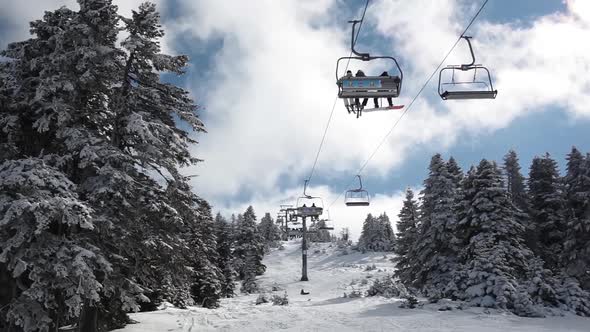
295,180,324,281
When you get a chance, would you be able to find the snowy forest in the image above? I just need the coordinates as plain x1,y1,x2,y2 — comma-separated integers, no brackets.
393,149,590,317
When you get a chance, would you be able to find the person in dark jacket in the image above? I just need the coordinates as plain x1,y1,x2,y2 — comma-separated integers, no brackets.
379,71,394,108
355,70,368,110
343,70,355,113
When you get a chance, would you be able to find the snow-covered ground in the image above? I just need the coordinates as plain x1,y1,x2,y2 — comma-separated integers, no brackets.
116,241,590,332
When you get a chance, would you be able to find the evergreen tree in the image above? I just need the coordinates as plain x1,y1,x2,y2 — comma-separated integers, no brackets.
528,154,566,270
412,154,459,297
563,147,590,289
377,213,396,251
358,212,395,252
503,149,534,249
447,156,464,189
451,160,532,309
309,219,332,243
189,200,222,309
259,212,280,250
394,189,420,285
358,213,377,251
503,150,529,210
214,213,237,298
240,254,260,294
234,206,266,280
0,1,215,329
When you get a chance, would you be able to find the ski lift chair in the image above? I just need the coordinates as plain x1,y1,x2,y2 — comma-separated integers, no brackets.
335,20,404,117
296,180,324,220
316,210,334,230
345,175,370,206
438,36,497,100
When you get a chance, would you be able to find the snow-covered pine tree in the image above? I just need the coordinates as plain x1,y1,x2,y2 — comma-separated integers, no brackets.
377,213,396,251
0,2,131,330
563,147,590,290
189,200,222,308
240,253,260,294
214,213,237,298
447,156,464,189
393,188,420,285
0,1,215,329
527,153,567,270
411,154,459,298
503,149,534,248
358,212,395,252
452,160,532,311
358,213,377,251
259,212,280,251
503,150,529,210
233,206,266,279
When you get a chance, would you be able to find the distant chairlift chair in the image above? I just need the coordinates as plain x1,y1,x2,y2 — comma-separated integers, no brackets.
296,180,324,221
438,36,498,100
344,175,370,207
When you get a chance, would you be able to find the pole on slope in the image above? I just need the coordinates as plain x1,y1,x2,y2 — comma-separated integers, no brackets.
301,215,308,281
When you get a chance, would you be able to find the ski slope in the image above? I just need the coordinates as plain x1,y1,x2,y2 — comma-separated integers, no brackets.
117,241,590,332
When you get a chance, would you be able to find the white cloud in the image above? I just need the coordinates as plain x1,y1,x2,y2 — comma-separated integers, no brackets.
567,0,590,24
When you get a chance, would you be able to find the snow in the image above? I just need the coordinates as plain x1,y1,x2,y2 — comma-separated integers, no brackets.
116,241,590,332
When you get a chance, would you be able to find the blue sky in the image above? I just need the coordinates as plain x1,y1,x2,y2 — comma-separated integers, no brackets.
2,0,590,237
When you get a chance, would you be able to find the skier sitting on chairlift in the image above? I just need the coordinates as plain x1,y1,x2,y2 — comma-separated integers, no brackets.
377,71,394,108
355,70,368,110
343,70,356,113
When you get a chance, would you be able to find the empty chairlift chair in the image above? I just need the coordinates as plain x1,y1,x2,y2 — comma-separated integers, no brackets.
438,36,497,100
345,175,370,206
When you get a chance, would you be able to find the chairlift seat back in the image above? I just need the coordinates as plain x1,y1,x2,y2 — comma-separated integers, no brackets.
297,205,323,218
338,76,401,99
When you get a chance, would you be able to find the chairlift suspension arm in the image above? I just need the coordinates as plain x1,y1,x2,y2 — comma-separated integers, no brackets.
303,179,311,199
461,36,476,69
349,20,370,60
356,174,363,191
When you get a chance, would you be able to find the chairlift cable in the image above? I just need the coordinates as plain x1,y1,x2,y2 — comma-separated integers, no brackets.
306,0,370,185
328,0,489,208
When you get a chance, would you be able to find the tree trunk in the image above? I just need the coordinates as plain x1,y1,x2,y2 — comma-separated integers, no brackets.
79,303,98,332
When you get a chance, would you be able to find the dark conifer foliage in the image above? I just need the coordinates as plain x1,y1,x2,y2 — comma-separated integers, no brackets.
393,189,420,285
527,154,566,270
358,213,395,252
503,150,529,211
503,150,535,248
563,147,590,289
214,213,237,298
259,212,281,250
451,160,532,309
234,206,266,282
412,154,459,297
